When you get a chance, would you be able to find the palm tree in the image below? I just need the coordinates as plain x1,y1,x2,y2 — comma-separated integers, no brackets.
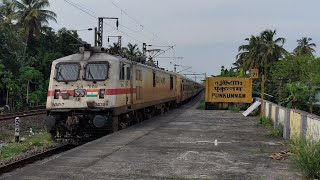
11,0,57,48
123,43,141,58
293,37,316,56
108,42,121,55
0,0,15,23
235,29,286,71
259,29,286,67
235,35,262,70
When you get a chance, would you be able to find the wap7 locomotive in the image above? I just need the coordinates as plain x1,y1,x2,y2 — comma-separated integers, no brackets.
44,46,202,141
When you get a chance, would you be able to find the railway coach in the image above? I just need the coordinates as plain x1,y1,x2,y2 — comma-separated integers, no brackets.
44,45,202,141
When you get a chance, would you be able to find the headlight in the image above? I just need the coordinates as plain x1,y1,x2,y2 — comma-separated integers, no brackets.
54,89,60,99
74,89,85,97
99,89,105,99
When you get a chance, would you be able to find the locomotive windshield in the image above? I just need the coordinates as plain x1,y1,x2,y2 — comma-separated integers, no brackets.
85,63,108,81
56,63,80,82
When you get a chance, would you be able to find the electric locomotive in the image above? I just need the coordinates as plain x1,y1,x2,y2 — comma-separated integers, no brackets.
44,45,202,141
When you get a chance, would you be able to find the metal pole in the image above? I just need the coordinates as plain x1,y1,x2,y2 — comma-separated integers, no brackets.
260,74,265,122
26,80,29,105
98,17,103,46
94,27,98,47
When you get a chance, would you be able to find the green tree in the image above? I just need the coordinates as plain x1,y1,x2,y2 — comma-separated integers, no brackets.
281,82,314,111
0,0,15,23
235,35,262,70
123,43,141,58
11,0,57,53
293,37,316,56
0,21,24,74
108,42,121,55
56,28,81,56
235,29,286,70
259,29,286,67
19,66,43,105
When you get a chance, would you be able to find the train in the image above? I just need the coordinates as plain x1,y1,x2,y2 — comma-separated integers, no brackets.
44,45,203,142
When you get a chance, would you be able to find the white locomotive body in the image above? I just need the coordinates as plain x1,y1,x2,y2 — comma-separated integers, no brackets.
45,46,202,141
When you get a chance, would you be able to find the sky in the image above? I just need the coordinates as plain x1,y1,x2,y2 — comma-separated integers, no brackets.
49,0,320,79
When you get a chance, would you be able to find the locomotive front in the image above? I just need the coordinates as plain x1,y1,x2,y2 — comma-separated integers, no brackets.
44,48,119,141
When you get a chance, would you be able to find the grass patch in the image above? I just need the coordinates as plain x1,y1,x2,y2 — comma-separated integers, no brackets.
0,132,54,160
290,138,320,179
259,117,272,126
269,124,284,138
198,100,205,110
0,128,11,141
258,117,283,138
231,106,240,113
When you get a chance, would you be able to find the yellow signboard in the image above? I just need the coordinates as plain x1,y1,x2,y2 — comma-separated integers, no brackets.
250,69,259,79
205,77,252,103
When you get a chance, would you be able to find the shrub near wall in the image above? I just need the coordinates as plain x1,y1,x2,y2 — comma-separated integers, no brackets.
262,100,320,179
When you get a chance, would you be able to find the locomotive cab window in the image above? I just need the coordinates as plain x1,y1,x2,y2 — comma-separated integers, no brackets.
85,62,109,81
55,63,80,82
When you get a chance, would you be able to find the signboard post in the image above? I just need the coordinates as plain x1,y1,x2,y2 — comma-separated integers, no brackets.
260,67,265,122
14,117,20,142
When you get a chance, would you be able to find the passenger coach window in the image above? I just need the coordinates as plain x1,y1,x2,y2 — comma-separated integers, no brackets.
56,63,80,82
153,71,156,87
119,63,125,80
85,63,108,81
170,76,173,90
127,67,131,80
136,69,142,81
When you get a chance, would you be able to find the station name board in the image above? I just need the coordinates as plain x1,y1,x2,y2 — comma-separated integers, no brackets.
205,77,252,103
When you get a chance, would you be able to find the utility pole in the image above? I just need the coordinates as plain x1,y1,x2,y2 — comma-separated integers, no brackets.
97,17,119,47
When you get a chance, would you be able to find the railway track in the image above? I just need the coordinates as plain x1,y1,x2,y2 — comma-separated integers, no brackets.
0,109,46,121
0,144,75,174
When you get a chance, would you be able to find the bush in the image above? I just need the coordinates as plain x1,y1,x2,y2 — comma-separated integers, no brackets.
231,106,240,113
198,100,205,110
269,124,283,138
260,117,272,126
290,138,320,179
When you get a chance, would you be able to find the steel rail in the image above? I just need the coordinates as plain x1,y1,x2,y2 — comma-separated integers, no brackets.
0,110,46,121
0,144,75,174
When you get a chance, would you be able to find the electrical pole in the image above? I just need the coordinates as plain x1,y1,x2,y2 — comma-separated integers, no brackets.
94,27,98,46
173,64,180,73
97,17,119,47
108,36,122,53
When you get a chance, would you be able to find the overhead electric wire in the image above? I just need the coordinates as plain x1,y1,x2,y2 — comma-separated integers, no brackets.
108,0,174,47
64,0,145,44
64,0,155,44
64,0,180,64
109,0,158,38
